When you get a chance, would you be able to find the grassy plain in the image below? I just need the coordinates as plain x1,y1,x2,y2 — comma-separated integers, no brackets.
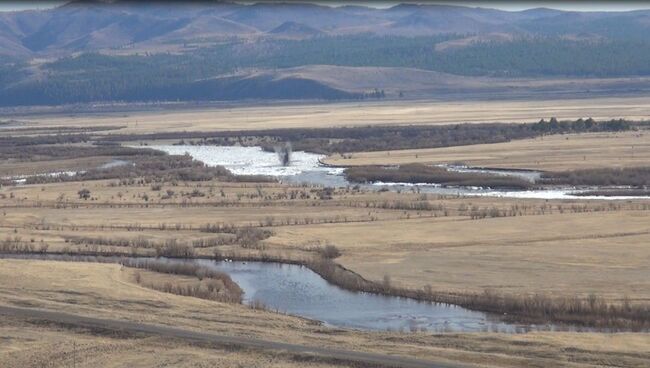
2,98,650,367
272,210,650,301
2,178,649,302
0,156,114,177
8,96,650,134
325,130,650,171
0,316,350,368
1,260,649,368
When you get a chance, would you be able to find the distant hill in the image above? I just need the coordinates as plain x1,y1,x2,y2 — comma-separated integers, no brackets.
268,21,325,38
3,2,650,107
255,65,650,99
2,2,650,56
5,61,650,107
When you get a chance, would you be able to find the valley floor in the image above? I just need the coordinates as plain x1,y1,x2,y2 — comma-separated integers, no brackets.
1,260,649,368
324,130,650,171
2,179,649,302
2,98,650,367
7,96,650,134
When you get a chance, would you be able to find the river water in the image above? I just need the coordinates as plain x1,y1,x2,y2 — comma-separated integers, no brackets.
148,145,649,200
0,254,545,333
197,259,542,332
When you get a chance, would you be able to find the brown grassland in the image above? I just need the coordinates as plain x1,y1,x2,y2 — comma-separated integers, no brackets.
1,100,650,367
324,130,650,171
1,178,649,303
1,260,649,368
8,96,650,134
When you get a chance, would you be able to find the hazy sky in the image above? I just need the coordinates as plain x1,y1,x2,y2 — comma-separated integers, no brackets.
323,1,650,11
0,1,648,12
0,1,65,11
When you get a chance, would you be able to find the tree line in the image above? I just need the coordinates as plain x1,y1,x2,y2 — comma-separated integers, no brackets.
4,35,650,105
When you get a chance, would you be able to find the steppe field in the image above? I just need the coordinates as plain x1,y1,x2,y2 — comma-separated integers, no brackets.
325,130,650,171
3,260,649,368
8,96,650,134
1,99,650,368
5,2,650,367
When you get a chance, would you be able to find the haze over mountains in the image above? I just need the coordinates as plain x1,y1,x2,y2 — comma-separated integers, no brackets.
2,1,650,106
2,1,650,56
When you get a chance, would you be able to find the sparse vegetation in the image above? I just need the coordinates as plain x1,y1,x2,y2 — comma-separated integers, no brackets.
1,133,649,333
123,258,243,303
77,188,91,200
317,245,341,259
573,189,650,197
3,3,650,366
541,167,650,187
234,227,273,249
0,144,162,161
103,118,639,155
15,152,272,185
154,239,195,258
345,164,532,189
211,251,650,330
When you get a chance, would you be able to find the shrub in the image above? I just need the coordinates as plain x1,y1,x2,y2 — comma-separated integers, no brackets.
123,258,242,303
77,188,91,200
318,244,341,259
541,167,650,187
235,227,273,249
155,239,195,258
106,118,640,155
346,164,532,189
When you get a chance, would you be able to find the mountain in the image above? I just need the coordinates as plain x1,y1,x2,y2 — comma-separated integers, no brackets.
3,2,650,57
2,2,650,107
254,65,650,99
268,21,325,38
223,2,377,32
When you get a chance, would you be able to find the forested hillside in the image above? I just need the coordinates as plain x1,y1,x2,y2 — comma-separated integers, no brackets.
2,2,650,106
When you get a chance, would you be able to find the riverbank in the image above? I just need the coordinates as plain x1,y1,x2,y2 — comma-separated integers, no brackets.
3,259,648,368
144,144,650,200
345,164,533,190
2,250,648,331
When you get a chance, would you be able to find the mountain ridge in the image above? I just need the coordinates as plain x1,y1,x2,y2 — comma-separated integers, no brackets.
2,2,650,57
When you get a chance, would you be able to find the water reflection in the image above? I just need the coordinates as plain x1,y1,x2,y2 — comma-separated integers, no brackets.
197,260,529,332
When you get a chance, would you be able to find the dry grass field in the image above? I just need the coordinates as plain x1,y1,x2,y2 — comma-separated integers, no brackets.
0,155,113,177
1,260,648,368
324,130,650,171
2,98,650,367
271,210,650,301
2,177,649,303
8,96,650,134
0,316,350,368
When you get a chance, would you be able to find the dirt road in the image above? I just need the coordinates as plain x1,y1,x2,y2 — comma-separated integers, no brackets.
0,305,465,368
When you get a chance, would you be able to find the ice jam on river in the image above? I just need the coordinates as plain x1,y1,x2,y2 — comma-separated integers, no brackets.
146,145,648,200
148,145,343,176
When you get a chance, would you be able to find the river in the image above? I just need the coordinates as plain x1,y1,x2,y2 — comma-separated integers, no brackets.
0,254,555,333
148,145,649,200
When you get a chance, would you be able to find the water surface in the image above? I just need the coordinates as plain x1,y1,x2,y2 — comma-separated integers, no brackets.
146,144,649,200
0,254,574,333
148,145,342,176
195,259,537,332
